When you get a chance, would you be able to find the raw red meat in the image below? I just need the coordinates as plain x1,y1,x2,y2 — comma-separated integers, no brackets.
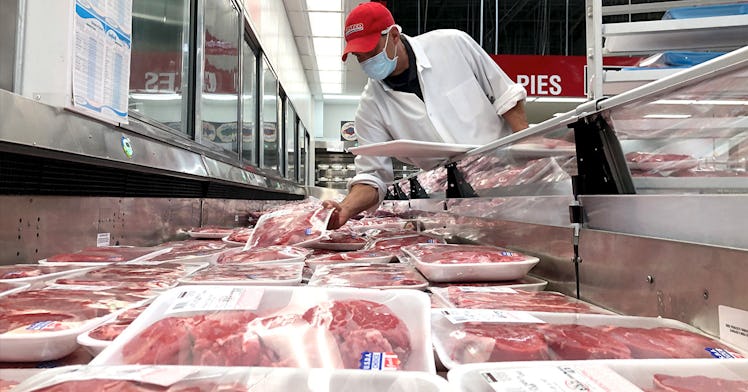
309,264,428,289
366,235,445,252
544,324,632,360
52,263,188,290
0,380,18,392
447,323,550,363
318,231,367,245
0,265,83,280
46,247,161,263
226,228,254,243
216,246,309,264
184,263,302,282
88,304,149,341
30,379,168,392
306,250,394,268
403,244,528,264
626,152,693,163
302,299,411,369
610,327,733,359
441,288,605,313
149,241,228,261
248,206,332,248
651,374,748,392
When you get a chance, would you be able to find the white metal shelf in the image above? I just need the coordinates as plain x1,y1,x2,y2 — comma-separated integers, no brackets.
602,68,683,95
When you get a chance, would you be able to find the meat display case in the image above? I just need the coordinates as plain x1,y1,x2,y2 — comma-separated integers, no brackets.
390,44,748,338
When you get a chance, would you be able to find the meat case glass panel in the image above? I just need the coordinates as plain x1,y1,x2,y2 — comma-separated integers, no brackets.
242,39,258,165
201,0,240,153
128,0,191,134
606,61,748,186
285,101,297,181
262,59,281,174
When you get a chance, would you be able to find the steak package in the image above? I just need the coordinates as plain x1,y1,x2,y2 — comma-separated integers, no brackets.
148,240,231,264
12,365,452,392
93,285,434,372
77,303,152,356
0,281,30,298
402,244,539,282
430,287,612,314
187,226,236,239
246,205,333,248
0,287,152,362
308,263,429,290
216,246,311,265
0,265,95,286
432,310,744,369
178,262,304,286
305,250,396,271
428,276,548,292
47,262,205,291
223,228,255,245
307,229,368,251
40,246,168,266
447,358,748,392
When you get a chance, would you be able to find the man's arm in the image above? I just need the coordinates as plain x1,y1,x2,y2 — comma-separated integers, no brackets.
503,100,529,132
322,183,380,229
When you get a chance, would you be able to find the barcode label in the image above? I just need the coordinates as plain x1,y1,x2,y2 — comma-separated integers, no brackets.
481,366,643,392
441,309,545,324
166,287,264,314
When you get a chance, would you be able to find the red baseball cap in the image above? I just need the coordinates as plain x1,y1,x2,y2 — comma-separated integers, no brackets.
342,2,395,61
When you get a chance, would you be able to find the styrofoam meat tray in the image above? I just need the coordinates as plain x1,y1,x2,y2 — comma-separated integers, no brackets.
177,262,304,286
429,287,614,314
402,244,540,283
216,246,309,265
306,250,396,271
428,276,548,292
46,262,208,291
221,234,247,246
12,365,454,392
308,263,429,290
448,358,748,392
0,265,97,287
92,285,435,373
431,310,746,370
38,246,171,267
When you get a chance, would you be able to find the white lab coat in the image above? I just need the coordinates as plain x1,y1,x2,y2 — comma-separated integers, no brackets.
349,29,527,202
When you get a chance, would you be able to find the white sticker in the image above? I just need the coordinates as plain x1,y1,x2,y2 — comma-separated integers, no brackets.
719,305,748,355
481,365,643,392
441,309,545,324
457,286,518,294
166,287,264,314
97,233,111,247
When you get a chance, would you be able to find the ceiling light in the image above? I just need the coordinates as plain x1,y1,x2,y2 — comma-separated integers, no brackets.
313,37,342,56
316,55,343,71
318,70,342,84
306,0,342,12
309,12,342,37
643,114,692,119
321,83,343,93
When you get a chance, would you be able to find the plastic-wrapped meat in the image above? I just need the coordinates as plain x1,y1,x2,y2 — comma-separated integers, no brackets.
446,323,551,363
650,374,748,392
544,324,633,360
344,217,410,232
438,287,607,313
0,265,85,280
87,304,149,341
626,152,693,163
308,263,428,289
0,289,149,334
609,326,730,359
310,230,367,250
216,246,310,264
226,228,254,243
24,379,251,392
181,263,302,283
402,244,529,264
52,263,188,290
366,234,445,252
416,166,447,193
306,250,395,267
46,246,162,263
149,240,228,261
247,206,333,248
188,226,235,235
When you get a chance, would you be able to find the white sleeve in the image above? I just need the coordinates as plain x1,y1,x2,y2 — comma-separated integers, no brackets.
347,90,394,205
453,30,527,115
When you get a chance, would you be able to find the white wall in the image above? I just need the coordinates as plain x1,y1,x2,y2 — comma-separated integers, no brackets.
243,0,312,130
321,101,358,142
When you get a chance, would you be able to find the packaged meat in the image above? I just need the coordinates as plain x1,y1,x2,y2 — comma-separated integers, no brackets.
625,152,699,172
147,240,230,264
344,217,411,232
222,228,254,245
47,262,205,291
432,310,744,369
0,282,30,298
0,287,152,362
187,226,236,239
216,246,310,264
93,285,435,372
246,205,333,248
39,246,168,266
178,262,304,286
306,250,396,271
402,244,540,283
307,230,368,251
77,303,152,356
430,287,613,314
448,358,748,392
428,276,548,292
366,234,446,254
0,369,45,392
0,264,96,286
308,263,429,290
13,365,453,392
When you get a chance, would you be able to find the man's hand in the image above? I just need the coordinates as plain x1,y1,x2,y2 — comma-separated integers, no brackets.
322,199,351,230
322,184,380,230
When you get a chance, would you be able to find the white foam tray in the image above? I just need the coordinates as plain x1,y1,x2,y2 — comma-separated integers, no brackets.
403,246,540,283
177,262,304,286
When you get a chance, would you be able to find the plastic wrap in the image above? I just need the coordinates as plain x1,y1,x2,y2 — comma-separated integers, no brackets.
307,229,367,251
430,287,613,314
402,244,539,283
246,205,333,248
0,282,30,298
305,250,396,271
431,310,744,369
216,246,310,264
187,226,236,239
223,228,254,245
93,286,435,372
39,246,168,266
77,303,151,356
0,265,95,286
46,262,205,291
365,234,446,254
147,240,231,264
428,276,548,292
178,262,304,286
308,263,429,290
13,365,453,392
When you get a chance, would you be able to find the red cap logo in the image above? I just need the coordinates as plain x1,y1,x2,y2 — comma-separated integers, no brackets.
341,2,395,61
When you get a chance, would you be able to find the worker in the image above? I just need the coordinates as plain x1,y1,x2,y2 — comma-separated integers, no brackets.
324,2,529,229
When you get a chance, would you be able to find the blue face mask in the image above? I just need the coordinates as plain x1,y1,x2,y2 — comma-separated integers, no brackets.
360,31,398,80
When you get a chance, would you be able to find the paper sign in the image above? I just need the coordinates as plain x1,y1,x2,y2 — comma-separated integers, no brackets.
441,309,545,324
97,233,111,247
719,305,748,354
482,365,642,392
167,286,264,314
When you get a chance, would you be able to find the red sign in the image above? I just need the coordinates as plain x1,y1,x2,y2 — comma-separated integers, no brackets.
490,55,641,97
130,51,238,94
